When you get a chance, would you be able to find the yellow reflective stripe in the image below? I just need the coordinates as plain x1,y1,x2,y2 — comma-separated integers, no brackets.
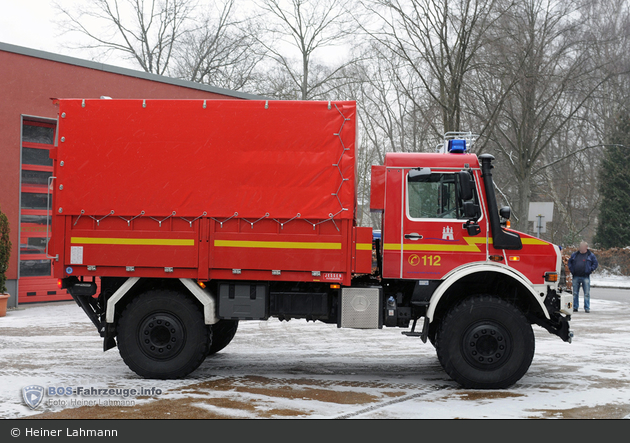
384,237,486,252
71,237,194,246
521,238,549,245
401,243,481,252
355,243,372,250
383,243,402,251
384,236,549,252
214,240,341,250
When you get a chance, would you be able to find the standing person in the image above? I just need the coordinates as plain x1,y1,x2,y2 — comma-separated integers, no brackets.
568,241,598,313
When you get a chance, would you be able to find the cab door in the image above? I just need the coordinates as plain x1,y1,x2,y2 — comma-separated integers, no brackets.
401,169,487,280
381,167,404,279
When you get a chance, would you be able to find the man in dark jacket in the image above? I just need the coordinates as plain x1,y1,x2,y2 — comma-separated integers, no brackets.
568,241,598,313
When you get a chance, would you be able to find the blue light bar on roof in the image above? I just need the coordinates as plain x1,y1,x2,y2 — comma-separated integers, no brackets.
448,139,467,153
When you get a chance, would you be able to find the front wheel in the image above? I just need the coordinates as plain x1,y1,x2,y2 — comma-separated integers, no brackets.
435,295,535,389
117,290,210,379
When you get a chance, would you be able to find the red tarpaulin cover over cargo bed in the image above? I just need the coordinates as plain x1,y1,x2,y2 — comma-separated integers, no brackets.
53,99,356,221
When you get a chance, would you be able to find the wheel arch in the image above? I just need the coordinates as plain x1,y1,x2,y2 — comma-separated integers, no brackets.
104,277,217,326
427,263,549,337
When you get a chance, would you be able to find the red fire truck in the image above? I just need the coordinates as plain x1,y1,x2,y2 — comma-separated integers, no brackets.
49,98,573,388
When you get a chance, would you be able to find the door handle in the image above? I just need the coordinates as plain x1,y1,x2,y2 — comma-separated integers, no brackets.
404,233,423,240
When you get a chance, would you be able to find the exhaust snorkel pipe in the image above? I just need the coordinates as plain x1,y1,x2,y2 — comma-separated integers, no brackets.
479,154,522,250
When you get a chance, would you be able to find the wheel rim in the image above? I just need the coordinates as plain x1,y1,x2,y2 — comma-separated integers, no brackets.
138,313,185,360
462,320,512,370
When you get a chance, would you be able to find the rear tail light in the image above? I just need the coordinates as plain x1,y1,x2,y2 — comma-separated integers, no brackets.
57,279,63,289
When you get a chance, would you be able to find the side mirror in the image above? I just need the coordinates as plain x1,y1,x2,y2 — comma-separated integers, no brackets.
458,170,475,201
408,167,432,182
463,201,481,220
499,206,511,220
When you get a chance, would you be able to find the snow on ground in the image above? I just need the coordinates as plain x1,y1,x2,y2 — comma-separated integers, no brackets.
590,273,630,289
1,289,630,419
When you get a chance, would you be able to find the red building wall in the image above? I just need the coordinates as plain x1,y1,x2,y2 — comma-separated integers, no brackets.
0,44,254,305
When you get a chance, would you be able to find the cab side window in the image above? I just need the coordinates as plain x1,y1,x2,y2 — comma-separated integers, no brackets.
407,172,475,219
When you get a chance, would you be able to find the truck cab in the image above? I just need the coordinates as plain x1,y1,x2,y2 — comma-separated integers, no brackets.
367,140,573,387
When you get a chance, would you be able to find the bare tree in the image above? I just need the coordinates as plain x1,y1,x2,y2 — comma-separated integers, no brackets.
548,0,630,244
477,0,615,232
254,0,357,100
55,0,196,75
361,0,506,136
352,42,437,159
174,1,266,91
581,0,630,143
347,0,630,243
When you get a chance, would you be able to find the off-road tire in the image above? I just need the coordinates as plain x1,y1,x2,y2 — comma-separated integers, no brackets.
435,294,535,389
207,320,239,356
117,290,210,379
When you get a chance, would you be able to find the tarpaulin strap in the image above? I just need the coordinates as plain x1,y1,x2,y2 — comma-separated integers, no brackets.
181,212,207,227
303,209,346,232
119,211,145,227
88,210,114,226
242,213,270,229
273,213,301,230
73,209,86,226
211,212,238,228
149,211,176,227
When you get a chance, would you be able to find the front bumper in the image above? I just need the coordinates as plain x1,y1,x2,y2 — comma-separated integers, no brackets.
538,287,574,343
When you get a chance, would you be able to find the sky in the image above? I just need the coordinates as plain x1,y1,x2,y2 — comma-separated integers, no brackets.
1,1,77,54
0,0,348,76
0,0,137,68
0,1,59,50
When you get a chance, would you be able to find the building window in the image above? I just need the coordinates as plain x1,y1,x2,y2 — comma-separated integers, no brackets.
19,259,52,277
20,237,48,255
22,124,55,145
22,169,54,185
21,147,53,167
19,118,56,282
20,192,50,210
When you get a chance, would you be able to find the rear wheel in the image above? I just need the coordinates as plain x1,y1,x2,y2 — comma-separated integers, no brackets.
435,294,535,389
207,320,239,356
117,290,210,379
